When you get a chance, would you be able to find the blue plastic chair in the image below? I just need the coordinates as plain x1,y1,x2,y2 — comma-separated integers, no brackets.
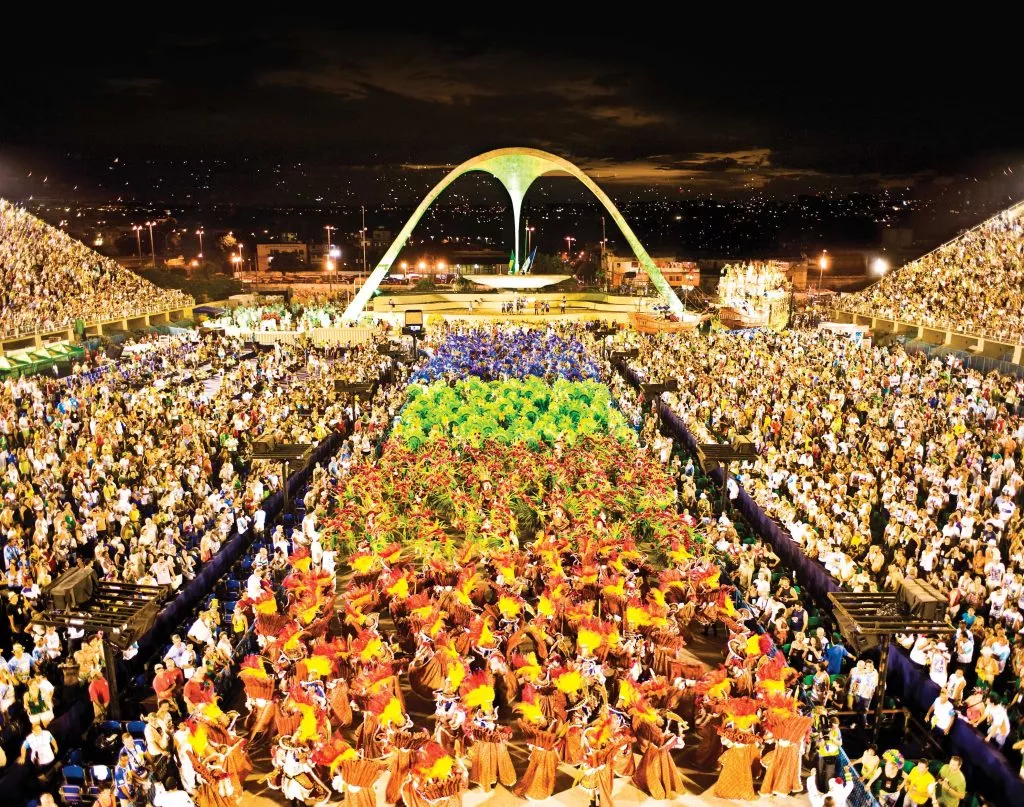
97,720,123,735
62,764,86,785
126,720,147,738
59,784,84,805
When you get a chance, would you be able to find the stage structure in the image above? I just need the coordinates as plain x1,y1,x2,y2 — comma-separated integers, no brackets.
342,147,686,322
34,569,166,719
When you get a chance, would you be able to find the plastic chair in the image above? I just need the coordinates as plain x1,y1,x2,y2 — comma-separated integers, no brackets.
62,764,86,786
126,720,147,738
59,784,84,805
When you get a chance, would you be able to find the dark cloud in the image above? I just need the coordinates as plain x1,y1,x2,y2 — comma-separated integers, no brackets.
3,19,1022,200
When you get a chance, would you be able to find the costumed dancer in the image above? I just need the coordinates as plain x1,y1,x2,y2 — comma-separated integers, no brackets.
460,671,516,792
513,686,563,801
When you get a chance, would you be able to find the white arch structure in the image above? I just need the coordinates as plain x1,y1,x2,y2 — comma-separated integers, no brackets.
343,147,685,321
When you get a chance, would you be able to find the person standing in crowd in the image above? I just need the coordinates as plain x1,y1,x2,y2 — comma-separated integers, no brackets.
89,670,110,719
18,721,58,769
933,756,967,807
925,689,957,737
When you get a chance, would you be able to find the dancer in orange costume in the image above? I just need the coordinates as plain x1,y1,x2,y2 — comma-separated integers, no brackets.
513,688,563,801
632,719,687,799
713,727,761,800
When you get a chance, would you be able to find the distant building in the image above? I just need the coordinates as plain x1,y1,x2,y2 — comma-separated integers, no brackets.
256,243,308,273
603,254,699,288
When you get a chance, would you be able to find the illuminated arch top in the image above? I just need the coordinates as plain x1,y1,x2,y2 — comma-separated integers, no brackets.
342,147,686,321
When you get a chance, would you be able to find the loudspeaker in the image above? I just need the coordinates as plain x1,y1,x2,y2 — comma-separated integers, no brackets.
834,607,880,654
898,579,947,621
50,566,97,609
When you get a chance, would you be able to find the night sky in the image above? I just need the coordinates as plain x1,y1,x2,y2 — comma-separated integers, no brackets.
3,18,1023,203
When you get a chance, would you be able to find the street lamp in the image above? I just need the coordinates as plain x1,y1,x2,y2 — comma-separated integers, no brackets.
196,228,204,259
360,205,368,276
565,235,575,253
526,225,535,257
131,225,143,259
230,255,241,276
817,250,830,290
238,242,245,274
145,221,156,265
325,224,336,256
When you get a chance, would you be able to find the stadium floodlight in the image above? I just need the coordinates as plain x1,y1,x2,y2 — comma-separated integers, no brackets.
872,257,890,276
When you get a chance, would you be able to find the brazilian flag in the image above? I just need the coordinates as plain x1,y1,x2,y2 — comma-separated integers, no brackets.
508,251,516,274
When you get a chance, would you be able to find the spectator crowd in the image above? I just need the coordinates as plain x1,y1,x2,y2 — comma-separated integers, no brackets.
0,200,192,338
845,201,1024,344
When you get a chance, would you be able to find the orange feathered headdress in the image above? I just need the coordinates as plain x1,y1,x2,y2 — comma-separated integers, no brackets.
460,670,495,711
239,655,270,680
515,683,546,725
312,733,359,774
366,692,406,728
413,742,456,782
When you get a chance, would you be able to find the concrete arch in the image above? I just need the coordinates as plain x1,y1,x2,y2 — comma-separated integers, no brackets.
343,147,685,321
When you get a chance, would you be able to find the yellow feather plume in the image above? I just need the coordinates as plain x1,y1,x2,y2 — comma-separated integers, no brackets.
498,596,520,619
379,696,405,728
626,605,652,627
515,700,545,724
447,661,466,691
422,754,455,781
296,702,319,742
618,678,639,708
708,678,731,699
464,683,495,709
187,724,208,756
359,637,384,662
255,597,278,616
305,655,332,677
352,555,374,574
554,670,583,694
576,627,603,655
